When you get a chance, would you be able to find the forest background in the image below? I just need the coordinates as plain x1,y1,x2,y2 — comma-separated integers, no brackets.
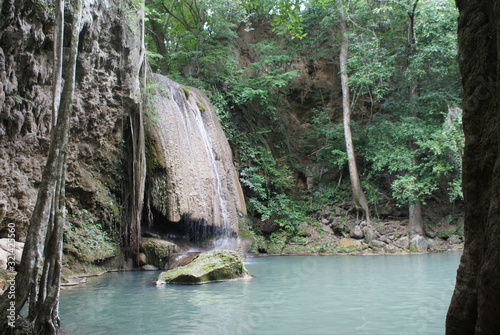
142,0,463,249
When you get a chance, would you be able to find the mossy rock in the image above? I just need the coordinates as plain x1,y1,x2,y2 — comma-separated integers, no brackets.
156,250,250,284
141,238,176,269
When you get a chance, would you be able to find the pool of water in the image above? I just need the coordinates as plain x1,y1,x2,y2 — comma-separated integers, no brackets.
59,252,461,335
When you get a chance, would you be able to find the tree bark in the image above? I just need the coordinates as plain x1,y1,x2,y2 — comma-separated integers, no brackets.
446,0,500,334
338,1,370,223
408,201,424,236
406,1,424,236
123,0,146,265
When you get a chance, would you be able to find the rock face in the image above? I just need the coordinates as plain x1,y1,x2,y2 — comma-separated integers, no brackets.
0,0,142,243
0,238,23,269
446,1,500,334
145,75,246,243
156,250,249,284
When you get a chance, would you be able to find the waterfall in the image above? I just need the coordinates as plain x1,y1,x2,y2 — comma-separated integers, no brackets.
189,96,234,249
144,74,246,250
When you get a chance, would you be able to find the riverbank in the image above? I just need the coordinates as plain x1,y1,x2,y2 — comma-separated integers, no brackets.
243,217,464,256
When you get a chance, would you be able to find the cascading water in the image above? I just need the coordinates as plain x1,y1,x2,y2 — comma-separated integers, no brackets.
189,97,237,250
144,74,246,251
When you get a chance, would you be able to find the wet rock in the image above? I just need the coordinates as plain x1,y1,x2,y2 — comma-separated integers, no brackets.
350,225,364,239
410,235,428,252
156,250,250,284
167,252,201,270
141,238,177,270
146,75,246,235
138,252,147,266
142,264,159,271
394,236,409,248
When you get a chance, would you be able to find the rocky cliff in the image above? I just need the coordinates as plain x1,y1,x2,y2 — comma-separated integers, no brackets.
0,0,248,267
0,0,142,255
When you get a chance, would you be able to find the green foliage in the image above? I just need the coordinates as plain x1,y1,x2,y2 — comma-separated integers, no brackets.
364,111,463,206
64,209,118,263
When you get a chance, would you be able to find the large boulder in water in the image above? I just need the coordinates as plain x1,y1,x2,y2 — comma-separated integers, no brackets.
141,238,177,269
156,250,250,284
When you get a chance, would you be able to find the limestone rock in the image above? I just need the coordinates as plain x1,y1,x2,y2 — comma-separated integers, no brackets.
384,244,398,253
0,238,24,269
370,240,386,249
168,252,201,270
145,75,246,240
141,238,177,270
142,264,159,271
363,226,377,243
338,238,362,250
156,251,250,284
410,235,429,252
0,249,8,270
330,217,345,235
447,234,462,245
394,236,409,248
350,225,364,239
0,269,14,295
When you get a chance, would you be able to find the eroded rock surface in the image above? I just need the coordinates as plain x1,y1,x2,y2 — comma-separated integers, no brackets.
145,75,246,237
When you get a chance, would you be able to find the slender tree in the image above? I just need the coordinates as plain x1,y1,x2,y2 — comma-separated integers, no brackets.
338,0,371,223
404,0,425,236
0,0,82,333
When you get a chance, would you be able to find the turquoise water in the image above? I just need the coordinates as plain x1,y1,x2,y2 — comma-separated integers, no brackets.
59,253,461,335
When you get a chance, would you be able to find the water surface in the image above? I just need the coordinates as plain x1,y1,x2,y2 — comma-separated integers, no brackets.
60,253,461,335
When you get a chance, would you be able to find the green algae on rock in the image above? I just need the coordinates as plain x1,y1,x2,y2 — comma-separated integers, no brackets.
156,250,250,284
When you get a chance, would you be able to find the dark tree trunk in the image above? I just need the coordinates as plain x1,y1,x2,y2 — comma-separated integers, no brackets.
446,0,500,334
147,18,169,74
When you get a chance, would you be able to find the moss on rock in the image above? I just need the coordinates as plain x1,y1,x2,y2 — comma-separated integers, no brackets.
156,250,250,284
141,238,176,269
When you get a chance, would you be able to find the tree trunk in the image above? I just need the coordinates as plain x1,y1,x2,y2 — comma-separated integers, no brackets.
338,2,370,223
406,1,424,235
123,0,146,266
0,0,82,333
446,0,500,334
408,202,424,236
146,17,168,74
